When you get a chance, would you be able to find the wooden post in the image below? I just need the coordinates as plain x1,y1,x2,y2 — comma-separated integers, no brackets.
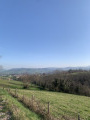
9,88,10,92
78,114,80,120
48,102,50,114
29,98,31,105
8,88,10,92
15,88,17,96
23,95,24,101
32,95,34,106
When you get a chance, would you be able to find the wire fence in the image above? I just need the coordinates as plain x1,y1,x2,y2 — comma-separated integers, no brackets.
3,87,88,120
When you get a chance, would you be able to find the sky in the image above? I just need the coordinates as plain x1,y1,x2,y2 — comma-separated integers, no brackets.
0,0,90,69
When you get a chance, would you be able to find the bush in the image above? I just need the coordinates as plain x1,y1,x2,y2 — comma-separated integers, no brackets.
23,83,29,89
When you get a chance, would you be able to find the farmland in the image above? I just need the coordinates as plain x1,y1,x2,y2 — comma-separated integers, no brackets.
0,78,90,120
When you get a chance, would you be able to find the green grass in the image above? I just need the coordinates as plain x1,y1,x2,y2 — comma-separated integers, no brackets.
0,80,41,120
0,79,23,89
16,89,90,120
0,89,41,120
0,78,90,120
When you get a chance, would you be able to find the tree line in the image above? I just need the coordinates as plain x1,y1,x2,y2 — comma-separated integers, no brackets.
18,70,90,96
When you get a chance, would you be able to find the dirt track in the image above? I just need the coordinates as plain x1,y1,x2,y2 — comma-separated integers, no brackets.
0,98,11,120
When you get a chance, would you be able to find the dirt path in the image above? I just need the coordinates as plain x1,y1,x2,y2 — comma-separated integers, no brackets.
0,98,11,120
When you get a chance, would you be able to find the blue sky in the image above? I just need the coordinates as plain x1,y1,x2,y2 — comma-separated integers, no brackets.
0,0,90,69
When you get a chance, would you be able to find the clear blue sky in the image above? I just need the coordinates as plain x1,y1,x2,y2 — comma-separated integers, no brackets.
0,0,90,69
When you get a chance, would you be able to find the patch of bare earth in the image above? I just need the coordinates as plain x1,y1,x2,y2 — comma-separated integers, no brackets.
0,98,11,120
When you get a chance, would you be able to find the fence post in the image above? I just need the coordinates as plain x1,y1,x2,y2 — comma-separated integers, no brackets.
15,88,17,96
78,114,80,120
9,88,10,92
32,95,34,106
23,94,24,101
48,102,50,114
8,88,10,92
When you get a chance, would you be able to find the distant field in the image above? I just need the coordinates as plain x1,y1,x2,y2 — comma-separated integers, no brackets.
0,78,90,120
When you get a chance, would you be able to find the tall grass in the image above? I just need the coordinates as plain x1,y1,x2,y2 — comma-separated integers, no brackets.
7,89,59,120
0,88,41,120
11,89,90,120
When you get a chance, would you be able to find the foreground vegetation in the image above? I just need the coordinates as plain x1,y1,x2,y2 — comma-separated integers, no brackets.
0,78,90,120
0,80,41,120
12,88,90,120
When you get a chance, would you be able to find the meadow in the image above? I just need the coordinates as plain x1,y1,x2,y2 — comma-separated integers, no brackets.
0,78,90,120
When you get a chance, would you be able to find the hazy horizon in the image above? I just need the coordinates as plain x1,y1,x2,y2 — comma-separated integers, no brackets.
1,65,90,70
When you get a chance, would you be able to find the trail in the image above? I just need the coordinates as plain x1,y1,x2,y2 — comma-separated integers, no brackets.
0,97,11,120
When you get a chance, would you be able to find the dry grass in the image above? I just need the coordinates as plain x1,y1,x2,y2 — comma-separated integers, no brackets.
0,88,41,120
8,89,77,120
6,102,27,120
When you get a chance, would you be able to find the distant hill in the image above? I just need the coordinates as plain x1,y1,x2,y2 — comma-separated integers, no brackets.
0,68,58,75
0,66,90,75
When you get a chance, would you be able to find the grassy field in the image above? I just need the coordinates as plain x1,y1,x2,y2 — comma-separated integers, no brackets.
0,78,90,120
0,79,41,120
0,89,41,120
